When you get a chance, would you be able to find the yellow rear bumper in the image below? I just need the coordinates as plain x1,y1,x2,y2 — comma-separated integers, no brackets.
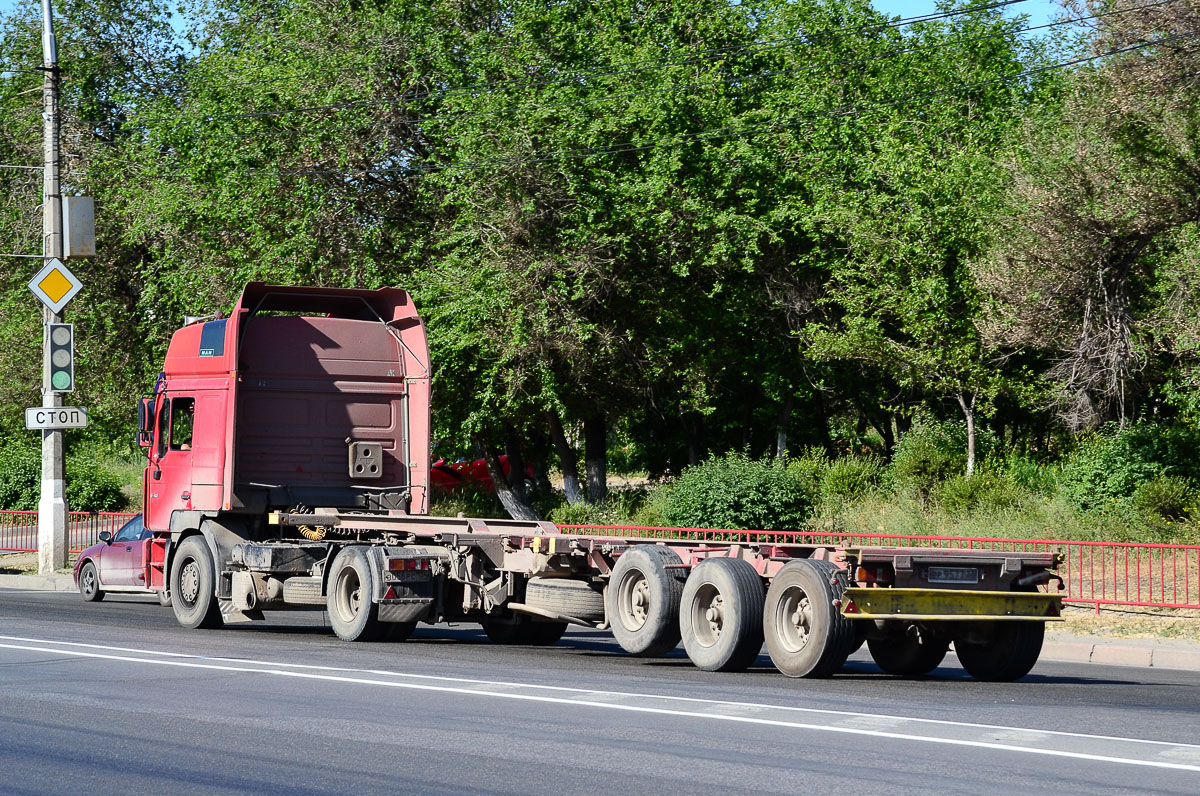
841,588,1063,621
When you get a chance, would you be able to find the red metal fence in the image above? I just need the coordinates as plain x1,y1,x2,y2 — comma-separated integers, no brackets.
0,510,137,554
561,525,1200,611
4,511,1196,609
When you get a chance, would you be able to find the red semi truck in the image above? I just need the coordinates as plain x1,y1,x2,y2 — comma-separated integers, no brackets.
135,283,1063,680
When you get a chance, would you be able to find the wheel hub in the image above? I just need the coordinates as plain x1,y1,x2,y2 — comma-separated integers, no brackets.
180,561,200,605
618,571,650,631
775,586,812,654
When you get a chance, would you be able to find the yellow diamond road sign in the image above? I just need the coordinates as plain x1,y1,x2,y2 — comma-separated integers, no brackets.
28,258,82,314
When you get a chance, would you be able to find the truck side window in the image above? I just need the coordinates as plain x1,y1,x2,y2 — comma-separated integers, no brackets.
170,397,195,450
155,398,171,460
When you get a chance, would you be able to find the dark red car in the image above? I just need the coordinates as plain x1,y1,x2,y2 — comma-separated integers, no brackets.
431,454,530,492
73,516,170,605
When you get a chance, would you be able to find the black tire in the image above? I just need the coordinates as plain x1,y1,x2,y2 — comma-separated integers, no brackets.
763,559,858,678
526,577,605,622
328,546,384,641
380,621,417,642
679,557,765,672
867,630,950,676
158,590,172,607
78,561,104,602
608,545,687,656
955,621,1045,682
483,614,567,645
171,536,222,629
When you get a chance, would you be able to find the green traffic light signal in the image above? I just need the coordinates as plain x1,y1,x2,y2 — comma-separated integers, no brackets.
48,323,74,393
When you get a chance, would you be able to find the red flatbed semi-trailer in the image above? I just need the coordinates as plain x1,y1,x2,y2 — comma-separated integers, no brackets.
135,283,1062,681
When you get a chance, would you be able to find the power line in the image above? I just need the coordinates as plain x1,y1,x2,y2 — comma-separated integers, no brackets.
123,0,1034,129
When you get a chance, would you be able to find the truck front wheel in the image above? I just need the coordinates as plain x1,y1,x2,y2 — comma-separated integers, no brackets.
955,621,1045,682
328,546,384,642
171,536,222,629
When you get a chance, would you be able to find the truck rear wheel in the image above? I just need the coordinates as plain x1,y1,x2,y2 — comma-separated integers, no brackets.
608,545,687,656
763,559,857,678
328,546,384,642
171,536,222,629
483,615,567,645
955,621,1044,682
679,557,765,672
867,628,949,676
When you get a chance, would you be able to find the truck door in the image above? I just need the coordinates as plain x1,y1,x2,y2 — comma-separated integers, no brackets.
145,394,195,531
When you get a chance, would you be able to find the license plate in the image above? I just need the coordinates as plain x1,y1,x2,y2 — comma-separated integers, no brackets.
928,566,979,584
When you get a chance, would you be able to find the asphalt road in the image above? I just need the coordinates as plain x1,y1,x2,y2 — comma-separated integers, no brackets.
2,590,1198,795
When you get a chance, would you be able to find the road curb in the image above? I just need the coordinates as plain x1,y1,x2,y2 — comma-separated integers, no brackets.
1041,636,1200,672
0,573,75,591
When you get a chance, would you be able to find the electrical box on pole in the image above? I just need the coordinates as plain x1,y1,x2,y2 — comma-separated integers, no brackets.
62,196,95,258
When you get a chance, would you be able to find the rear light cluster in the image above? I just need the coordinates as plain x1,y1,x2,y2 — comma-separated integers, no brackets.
388,557,431,572
854,565,892,586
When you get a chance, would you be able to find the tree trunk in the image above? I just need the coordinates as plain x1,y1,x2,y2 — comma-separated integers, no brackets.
870,414,895,459
531,459,552,498
547,412,584,505
479,438,540,520
584,413,607,504
503,434,527,496
775,395,793,460
956,393,977,478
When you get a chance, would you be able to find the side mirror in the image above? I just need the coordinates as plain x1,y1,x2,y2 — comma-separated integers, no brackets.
137,398,154,448
98,530,112,545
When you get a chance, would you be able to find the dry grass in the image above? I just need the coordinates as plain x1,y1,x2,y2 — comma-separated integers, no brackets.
1059,604,1200,643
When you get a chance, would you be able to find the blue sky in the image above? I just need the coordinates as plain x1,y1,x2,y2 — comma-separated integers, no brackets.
1,1,1065,32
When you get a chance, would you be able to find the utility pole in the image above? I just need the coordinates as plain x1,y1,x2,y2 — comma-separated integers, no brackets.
37,0,66,575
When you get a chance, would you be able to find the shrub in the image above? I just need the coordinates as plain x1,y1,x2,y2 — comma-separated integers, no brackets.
786,448,828,500
933,471,1025,514
1131,475,1194,520
819,455,882,508
660,451,813,530
1058,422,1200,511
65,459,127,512
1001,453,1057,497
0,442,129,512
889,418,993,499
0,444,40,510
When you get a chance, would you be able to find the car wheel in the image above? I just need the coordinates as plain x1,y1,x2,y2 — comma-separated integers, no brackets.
79,561,104,602
158,590,173,607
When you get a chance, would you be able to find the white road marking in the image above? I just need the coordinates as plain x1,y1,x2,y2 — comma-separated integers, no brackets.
1,634,1198,773
2,633,1197,751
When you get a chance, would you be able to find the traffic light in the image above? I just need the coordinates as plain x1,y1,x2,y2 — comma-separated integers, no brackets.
47,323,74,392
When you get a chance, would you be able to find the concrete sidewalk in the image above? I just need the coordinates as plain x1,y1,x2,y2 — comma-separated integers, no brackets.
4,571,1199,672
0,572,76,592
